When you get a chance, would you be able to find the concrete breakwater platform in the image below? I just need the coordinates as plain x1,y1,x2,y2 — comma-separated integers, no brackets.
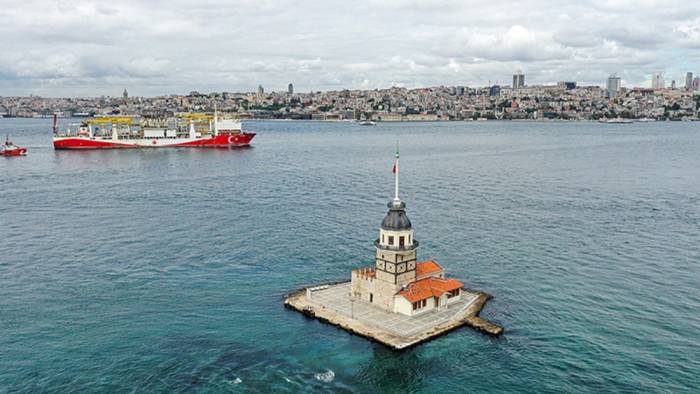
284,282,503,350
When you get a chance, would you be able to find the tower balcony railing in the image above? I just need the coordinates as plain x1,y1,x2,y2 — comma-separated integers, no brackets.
374,239,419,251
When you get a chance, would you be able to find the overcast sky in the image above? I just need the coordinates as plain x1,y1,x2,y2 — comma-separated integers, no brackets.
1,0,699,97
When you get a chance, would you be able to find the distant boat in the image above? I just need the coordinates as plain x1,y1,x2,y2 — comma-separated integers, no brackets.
1,135,27,157
598,117,633,124
636,118,656,123
360,120,376,126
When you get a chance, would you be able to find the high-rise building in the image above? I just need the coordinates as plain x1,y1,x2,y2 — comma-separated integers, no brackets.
489,85,501,97
257,85,264,97
685,72,694,90
512,70,525,89
288,83,294,94
455,86,465,96
122,88,128,99
606,75,621,98
671,80,676,89
693,77,700,91
651,72,664,89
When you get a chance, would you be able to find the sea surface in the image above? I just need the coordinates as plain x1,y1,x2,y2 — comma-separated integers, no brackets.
1,118,699,393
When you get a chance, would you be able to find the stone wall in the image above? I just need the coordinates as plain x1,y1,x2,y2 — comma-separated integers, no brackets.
350,267,376,301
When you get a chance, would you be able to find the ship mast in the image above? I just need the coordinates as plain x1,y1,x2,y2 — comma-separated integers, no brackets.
213,101,218,136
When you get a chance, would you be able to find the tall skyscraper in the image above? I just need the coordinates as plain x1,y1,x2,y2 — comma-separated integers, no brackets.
694,77,700,91
685,72,694,90
288,83,294,94
512,70,525,89
606,74,621,98
257,85,264,97
651,72,664,89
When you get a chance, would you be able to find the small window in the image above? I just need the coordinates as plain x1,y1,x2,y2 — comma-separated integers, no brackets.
408,235,411,243
388,236,394,245
399,236,405,248
413,300,427,310
382,234,384,243
369,293,373,303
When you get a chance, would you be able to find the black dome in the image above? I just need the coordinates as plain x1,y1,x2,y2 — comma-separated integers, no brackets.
380,201,412,231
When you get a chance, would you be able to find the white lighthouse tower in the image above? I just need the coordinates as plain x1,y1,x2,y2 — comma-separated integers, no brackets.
350,147,463,316
371,146,419,309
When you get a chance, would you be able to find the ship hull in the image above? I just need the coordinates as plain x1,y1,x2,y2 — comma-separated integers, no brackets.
1,148,27,156
53,132,255,150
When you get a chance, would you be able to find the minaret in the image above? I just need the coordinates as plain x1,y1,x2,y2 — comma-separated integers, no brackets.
373,145,419,308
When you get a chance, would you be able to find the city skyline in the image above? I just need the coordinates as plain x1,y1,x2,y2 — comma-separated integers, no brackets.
1,0,700,96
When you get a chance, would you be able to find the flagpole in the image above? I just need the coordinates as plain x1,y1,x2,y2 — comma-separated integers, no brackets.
394,143,400,203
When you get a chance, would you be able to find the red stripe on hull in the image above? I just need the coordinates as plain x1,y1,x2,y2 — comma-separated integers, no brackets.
53,133,255,150
1,148,27,156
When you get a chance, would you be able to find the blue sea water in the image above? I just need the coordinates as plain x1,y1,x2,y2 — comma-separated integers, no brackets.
1,118,699,393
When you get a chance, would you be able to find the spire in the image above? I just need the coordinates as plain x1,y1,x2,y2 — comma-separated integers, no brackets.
393,142,400,206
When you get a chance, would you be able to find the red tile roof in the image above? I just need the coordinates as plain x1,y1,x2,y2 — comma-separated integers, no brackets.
397,276,464,303
415,260,443,277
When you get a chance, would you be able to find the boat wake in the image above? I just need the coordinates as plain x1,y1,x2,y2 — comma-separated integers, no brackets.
314,370,335,383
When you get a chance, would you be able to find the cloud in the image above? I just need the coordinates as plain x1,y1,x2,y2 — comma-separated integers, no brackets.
0,0,697,96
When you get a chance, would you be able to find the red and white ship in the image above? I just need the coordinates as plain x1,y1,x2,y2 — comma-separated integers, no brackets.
1,135,28,156
52,113,255,150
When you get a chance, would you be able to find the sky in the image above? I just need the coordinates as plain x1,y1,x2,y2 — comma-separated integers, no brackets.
1,0,699,97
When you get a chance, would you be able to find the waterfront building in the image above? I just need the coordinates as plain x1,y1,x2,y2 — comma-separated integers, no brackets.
513,70,525,89
685,72,694,90
350,147,464,316
652,72,664,89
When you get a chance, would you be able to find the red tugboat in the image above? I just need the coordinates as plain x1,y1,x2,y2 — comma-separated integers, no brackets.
52,112,255,150
1,135,27,157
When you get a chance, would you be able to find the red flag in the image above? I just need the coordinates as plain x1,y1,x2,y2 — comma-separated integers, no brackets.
392,161,396,174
